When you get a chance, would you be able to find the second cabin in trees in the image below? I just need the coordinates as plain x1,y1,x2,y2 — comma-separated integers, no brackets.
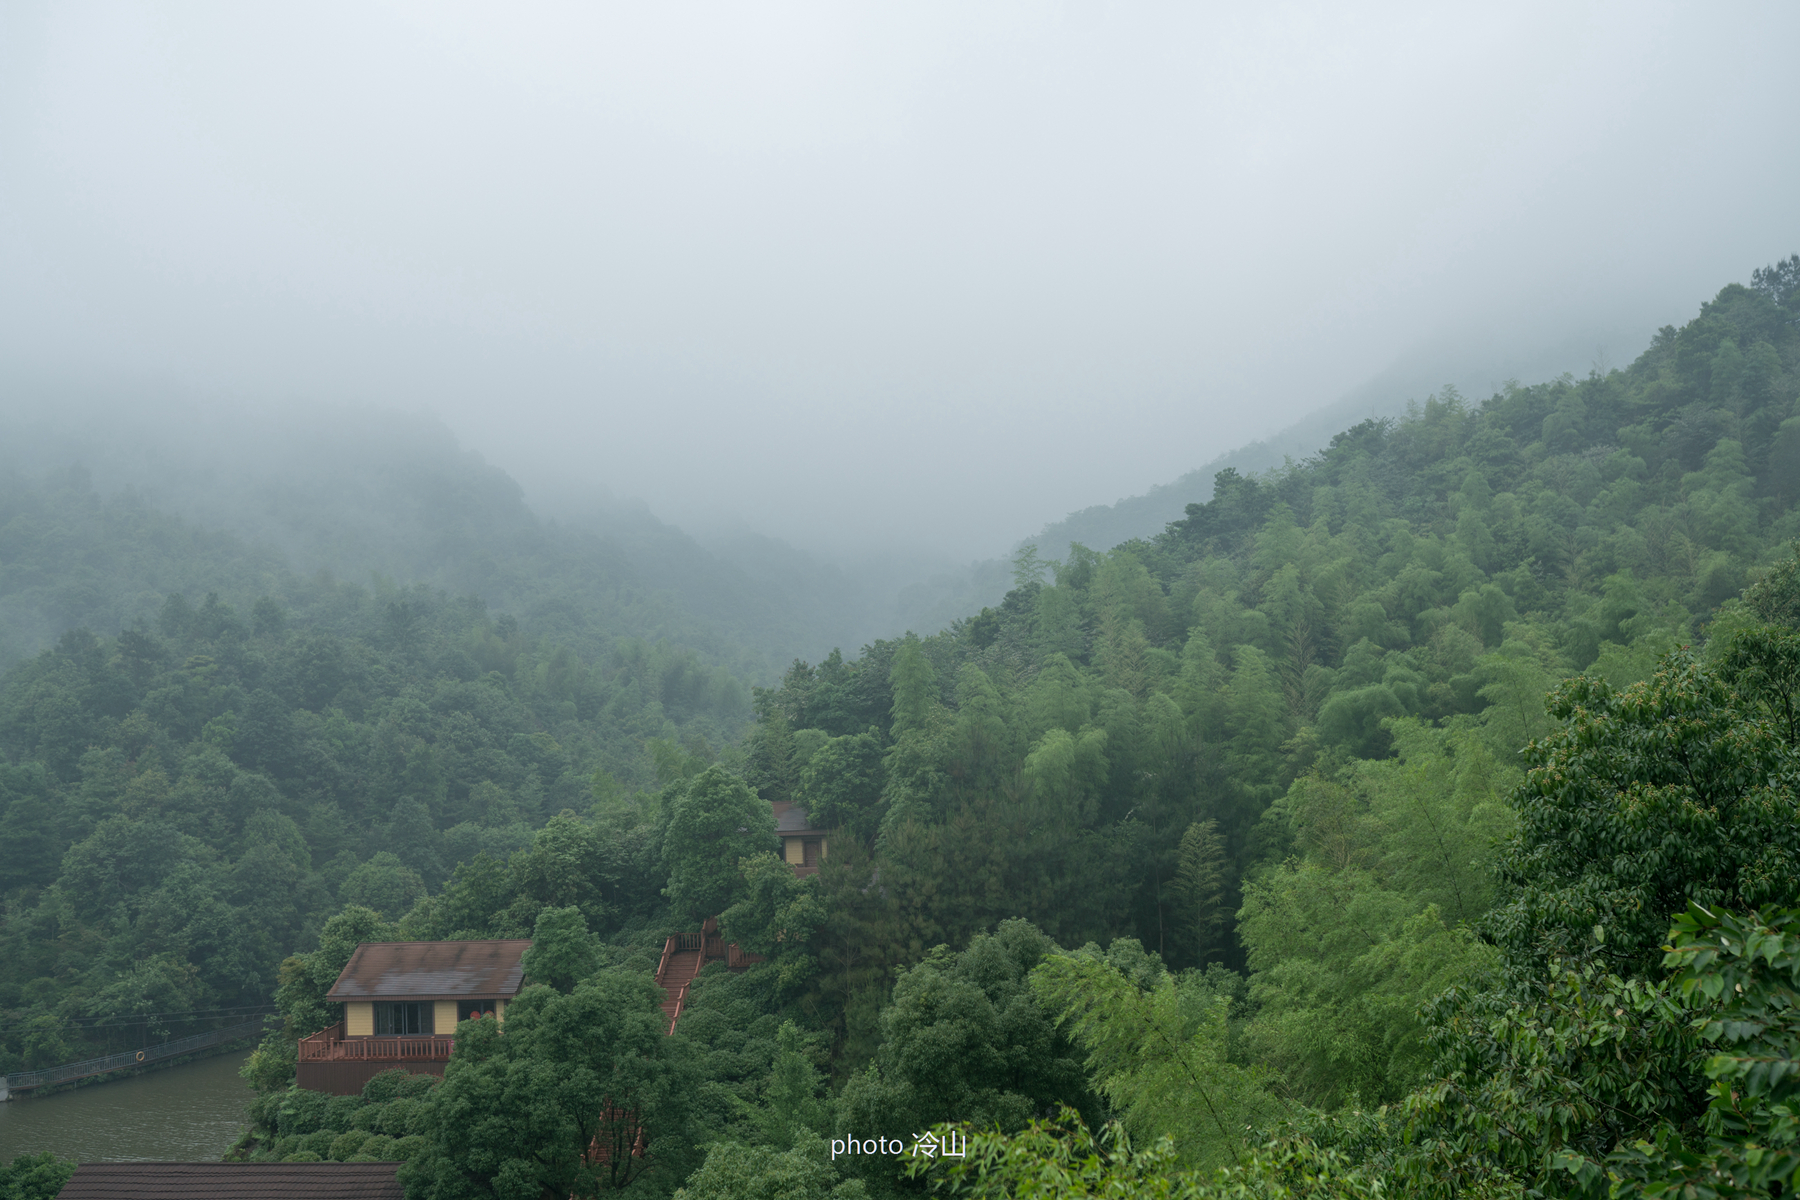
773,800,827,876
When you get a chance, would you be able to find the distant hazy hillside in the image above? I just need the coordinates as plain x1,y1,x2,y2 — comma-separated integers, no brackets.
1020,321,1653,566
0,402,876,677
867,323,1656,635
1023,394,1407,568
0,310,1650,669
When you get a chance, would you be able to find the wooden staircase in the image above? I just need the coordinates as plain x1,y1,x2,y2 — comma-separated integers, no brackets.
655,940,704,1034
652,921,765,1036
585,925,770,1177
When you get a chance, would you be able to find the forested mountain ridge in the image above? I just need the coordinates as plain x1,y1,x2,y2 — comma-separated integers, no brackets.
734,264,1800,977
700,259,1800,1196
3,260,1799,1200
0,404,912,677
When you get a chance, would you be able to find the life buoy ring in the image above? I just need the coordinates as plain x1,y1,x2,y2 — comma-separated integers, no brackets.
135,1051,145,1062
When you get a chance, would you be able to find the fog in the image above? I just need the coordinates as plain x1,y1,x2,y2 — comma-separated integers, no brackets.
2,2,1796,562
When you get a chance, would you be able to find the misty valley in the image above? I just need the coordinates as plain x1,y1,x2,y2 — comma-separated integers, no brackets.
0,259,1797,1199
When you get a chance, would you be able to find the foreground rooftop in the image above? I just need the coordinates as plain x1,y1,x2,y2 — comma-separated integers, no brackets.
56,1162,402,1199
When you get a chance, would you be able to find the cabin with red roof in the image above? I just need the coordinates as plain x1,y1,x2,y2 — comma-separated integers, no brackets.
296,939,530,1095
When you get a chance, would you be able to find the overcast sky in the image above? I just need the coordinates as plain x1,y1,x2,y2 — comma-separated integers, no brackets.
2,2,1796,560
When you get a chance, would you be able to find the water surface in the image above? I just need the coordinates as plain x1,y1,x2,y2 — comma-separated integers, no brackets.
0,1052,252,1163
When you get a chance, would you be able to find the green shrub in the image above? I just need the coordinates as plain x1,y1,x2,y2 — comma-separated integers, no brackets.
377,1097,418,1137
275,1089,331,1136
327,1130,370,1161
324,1095,363,1130
361,1068,412,1105
0,1152,78,1200
358,1135,398,1160
398,1073,439,1099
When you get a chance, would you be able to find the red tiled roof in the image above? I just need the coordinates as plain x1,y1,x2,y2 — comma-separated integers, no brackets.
325,940,531,1001
56,1162,402,1199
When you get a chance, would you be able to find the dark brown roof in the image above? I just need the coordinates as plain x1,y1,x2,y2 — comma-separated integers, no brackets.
57,1162,402,1200
771,800,822,834
326,940,531,1001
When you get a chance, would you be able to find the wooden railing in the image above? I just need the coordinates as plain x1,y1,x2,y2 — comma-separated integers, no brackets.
296,1024,454,1062
654,938,674,984
586,1099,649,1169
654,928,762,1036
297,1022,344,1058
664,981,690,1036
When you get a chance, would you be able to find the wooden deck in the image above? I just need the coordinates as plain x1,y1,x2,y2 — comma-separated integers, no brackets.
297,1023,455,1062
295,1023,455,1094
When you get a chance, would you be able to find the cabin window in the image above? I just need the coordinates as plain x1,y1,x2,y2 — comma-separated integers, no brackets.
373,1001,432,1035
803,839,820,867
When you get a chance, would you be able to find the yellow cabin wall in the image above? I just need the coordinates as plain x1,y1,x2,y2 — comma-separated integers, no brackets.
434,1000,458,1033
345,1002,373,1037
784,838,804,865
496,999,507,1025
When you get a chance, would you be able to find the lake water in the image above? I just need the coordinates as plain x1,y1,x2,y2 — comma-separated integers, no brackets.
0,1052,253,1163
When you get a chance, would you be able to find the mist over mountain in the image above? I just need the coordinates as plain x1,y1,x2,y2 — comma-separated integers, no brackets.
5,5,1796,558
0,397,871,676
870,315,1662,629
4,6,1800,1192
0,306,1683,674
3,254,1800,1198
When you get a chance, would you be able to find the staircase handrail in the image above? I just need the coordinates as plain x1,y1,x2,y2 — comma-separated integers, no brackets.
654,936,676,985
666,980,692,1036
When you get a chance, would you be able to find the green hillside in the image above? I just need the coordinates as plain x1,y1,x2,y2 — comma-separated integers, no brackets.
3,258,1799,1199
739,263,1800,970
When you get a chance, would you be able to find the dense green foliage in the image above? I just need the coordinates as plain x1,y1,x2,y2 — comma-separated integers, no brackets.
397,972,698,1198
734,263,1800,1070
0,1153,75,1200
245,1067,442,1166
905,534,1800,1198
673,1131,866,1200
660,766,778,922
0,569,745,1072
837,922,1093,1156
1235,720,1509,1108
7,261,1800,1197
1029,947,1275,1172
